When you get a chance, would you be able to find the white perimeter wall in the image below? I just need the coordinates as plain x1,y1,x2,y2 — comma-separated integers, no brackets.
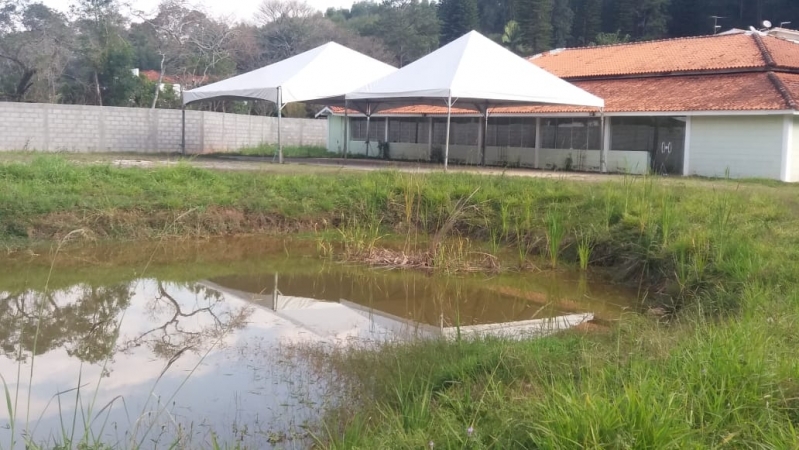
0,102,327,153
688,115,784,179
791,116,799,182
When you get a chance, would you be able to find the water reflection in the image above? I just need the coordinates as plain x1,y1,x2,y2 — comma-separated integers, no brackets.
0,237,638,448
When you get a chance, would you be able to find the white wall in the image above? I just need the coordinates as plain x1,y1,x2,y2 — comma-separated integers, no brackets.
390,143,429,160
689,116,784,179
791,116,799,182
327,115,346,154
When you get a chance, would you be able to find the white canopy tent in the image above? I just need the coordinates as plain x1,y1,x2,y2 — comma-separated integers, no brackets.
345,31,605,170
181,42,395,162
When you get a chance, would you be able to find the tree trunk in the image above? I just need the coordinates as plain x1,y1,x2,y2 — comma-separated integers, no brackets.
152,53,165,109
94,71,103,106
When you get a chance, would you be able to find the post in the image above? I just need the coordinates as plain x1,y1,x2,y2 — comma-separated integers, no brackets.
343,100,349,159
480,106,488,166
444,96,452,171
181,102,186,156
277,87,284,164
272,272,278,311
683,116,692,176
534,117,541,169
365,114,371,158
601,109,610,173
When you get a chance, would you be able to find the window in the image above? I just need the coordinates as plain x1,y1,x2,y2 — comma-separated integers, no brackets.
432,118,479,145
541,118,601,150
350,118,367,141
486,118,536,148
610,117,655,151
350,118,385,142
388,118,428,144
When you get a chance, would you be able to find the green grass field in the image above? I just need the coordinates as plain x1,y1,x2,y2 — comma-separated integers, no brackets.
2,155,799,448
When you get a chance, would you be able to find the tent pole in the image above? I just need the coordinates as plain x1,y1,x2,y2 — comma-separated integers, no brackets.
277,87,284,164
444,95,452,172
343,100,349,159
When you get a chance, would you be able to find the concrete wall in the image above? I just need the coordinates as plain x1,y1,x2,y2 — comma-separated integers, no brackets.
0,102,327,153
688,115,783,179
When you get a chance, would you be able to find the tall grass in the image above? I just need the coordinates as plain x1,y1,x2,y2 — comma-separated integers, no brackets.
545,208,566,268
5,155,799,448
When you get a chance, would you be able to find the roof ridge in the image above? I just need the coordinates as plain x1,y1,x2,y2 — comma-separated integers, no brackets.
528,33,748,58
767,72,798,110
753,33,777,67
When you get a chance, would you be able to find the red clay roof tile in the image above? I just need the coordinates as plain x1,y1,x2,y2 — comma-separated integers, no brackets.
530,33,799,79
329,73,792,115
773,73,799,107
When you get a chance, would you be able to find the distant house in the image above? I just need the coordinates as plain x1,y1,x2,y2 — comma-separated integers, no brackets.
321,30,799,181
131,69,208,94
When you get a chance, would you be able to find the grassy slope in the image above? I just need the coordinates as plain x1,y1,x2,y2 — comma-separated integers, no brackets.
2,156,799,447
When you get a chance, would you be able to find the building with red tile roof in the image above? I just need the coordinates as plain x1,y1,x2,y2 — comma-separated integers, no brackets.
321,30,799,181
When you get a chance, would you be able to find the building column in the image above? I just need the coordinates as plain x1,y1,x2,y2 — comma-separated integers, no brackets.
683,116,692,177
601,118,611,173
534,118,541,169
781,115,794,182
428,116,433,160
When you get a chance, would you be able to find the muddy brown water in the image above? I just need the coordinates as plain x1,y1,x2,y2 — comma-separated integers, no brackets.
0,236,638,448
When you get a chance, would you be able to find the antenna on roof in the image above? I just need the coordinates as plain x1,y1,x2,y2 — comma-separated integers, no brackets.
762,20,773,29
711,16,726,34
780,21,791,28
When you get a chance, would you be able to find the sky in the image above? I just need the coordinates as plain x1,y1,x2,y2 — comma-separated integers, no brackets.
41,0,357,22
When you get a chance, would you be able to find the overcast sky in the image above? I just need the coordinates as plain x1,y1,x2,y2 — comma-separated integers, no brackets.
41,0,357,22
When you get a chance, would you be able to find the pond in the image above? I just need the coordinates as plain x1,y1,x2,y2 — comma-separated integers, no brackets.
0,236,638,448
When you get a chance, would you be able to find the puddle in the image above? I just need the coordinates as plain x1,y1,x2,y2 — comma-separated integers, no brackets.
0,236,638,447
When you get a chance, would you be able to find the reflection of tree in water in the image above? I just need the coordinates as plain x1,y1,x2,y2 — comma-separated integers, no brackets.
0,281,252,367
117,281,252,360
0,284,131,364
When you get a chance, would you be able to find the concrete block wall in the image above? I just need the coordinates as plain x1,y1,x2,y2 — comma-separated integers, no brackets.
0,102,327,153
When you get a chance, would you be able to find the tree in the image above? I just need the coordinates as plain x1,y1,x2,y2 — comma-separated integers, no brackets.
518,0,553,53
501,19,525,53
592,30,631,45
614,0,670,40
438,0,479,45
477,0,514,36
377,0,440,66
551,0,574,47
63,0,137,106
571,0,602,45
0,1,72,102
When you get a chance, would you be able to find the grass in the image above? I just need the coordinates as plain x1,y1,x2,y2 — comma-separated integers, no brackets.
3,156,799,447
221,144,337,158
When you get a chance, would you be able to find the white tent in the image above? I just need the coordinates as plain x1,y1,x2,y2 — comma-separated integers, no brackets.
346,31,605,169
181,42,396,162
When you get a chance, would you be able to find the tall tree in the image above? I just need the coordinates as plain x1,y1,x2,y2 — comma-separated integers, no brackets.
0,1,72,102
614,0,637,36
668,0,708,36
551,0,574,47
378,0,439,66
476,0,514,36
518,0,553,53
571,0,602,45
438,0,479,45
613,0,670,40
